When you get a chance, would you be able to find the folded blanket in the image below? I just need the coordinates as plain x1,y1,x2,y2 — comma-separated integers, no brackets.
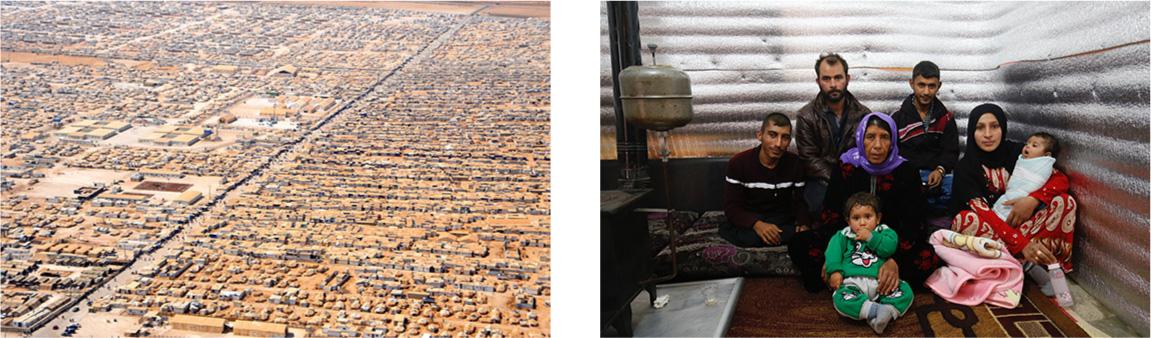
993,155,1055,221
925,230,1023,308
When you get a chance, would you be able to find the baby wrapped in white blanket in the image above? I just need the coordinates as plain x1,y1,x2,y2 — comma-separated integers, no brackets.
993,155,1054,221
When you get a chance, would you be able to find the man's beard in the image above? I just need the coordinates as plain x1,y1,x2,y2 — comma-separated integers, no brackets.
917,95,933,106
824,89,844,103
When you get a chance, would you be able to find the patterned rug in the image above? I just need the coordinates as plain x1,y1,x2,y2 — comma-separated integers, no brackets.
649,211,800,278
726,278,1089,337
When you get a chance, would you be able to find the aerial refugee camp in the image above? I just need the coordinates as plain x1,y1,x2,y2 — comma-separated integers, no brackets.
599,2,1149,337
1,2,550,337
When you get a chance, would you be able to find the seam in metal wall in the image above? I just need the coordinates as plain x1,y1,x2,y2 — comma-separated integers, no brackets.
599,2,1150,334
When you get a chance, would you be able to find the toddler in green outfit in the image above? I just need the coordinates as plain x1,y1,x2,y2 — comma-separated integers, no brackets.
826,192,914,334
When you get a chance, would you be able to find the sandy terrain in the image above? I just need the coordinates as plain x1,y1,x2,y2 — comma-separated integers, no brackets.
18,165,222,204
479,2,550,18
1,51,108,66
99,125,238,152
65,310,151,338
110,59,155,70
220,95,330,130
280,1,485,15
20,168,132,198
229,118,299,130
226,95,276,119
99,126,159,147
1,52,155,71
147,327,312,338
271,1,548,18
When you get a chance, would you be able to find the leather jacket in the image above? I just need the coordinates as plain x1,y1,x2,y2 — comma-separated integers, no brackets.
795,91,872,182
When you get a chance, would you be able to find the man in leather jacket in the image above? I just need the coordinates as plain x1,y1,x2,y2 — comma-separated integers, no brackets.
795,53,872,216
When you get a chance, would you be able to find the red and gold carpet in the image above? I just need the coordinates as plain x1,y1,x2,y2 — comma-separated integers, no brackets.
726,278,1089,337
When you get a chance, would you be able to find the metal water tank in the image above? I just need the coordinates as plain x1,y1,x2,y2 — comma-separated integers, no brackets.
619,64,693,131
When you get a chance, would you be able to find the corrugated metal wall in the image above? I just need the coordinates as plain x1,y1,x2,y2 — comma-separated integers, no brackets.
600,2,1150,334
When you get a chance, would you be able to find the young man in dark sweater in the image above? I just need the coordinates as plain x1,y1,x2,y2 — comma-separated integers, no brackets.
891,61,959,216
723,113,819,288
721,112,812,249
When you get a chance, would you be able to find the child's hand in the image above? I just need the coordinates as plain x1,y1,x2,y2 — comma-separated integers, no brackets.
828,272,843,290
855,228,872,241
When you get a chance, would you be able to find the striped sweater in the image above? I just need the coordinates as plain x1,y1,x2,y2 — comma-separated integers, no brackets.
723,146,811,228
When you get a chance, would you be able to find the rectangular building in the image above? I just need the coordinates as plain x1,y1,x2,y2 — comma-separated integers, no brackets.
175,190,203,205
169,315,225,334
233,320,288,337
97,193,151,203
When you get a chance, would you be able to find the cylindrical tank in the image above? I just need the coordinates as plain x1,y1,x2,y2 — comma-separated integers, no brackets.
619,64,693,131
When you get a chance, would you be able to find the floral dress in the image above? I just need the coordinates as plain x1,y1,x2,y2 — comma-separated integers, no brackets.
951,165,1077,271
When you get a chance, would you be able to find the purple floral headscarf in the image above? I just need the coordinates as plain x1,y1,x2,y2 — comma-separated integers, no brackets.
840,112,906,176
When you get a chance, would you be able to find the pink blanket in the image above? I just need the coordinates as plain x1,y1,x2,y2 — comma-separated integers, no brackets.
925,230,1023,308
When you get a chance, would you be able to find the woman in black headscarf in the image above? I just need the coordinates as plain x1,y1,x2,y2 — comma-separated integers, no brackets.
950,103,1077,272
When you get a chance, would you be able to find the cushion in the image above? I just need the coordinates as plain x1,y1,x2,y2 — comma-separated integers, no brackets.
646,210,699,258
652,211,799,278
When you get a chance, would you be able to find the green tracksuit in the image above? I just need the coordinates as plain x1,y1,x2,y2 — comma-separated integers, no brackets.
825,224,914,320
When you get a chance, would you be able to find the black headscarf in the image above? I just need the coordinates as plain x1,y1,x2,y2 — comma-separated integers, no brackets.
949,103,1024,213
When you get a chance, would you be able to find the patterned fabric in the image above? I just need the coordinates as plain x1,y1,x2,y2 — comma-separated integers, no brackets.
646,210,699,258
948,165,1072,270
651,211,799,277
983,165,1009,195
951,167,1077,271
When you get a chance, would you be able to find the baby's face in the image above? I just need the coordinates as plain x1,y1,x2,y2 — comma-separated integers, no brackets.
848,205,880,233
1021,136,1050,159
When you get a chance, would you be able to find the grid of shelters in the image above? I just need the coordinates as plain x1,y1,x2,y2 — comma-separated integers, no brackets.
1,2,548,337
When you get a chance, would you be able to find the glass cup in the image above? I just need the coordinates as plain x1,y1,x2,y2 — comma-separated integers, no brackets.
702,285,718,306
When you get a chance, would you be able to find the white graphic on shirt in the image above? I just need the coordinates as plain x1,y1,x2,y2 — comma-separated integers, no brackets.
841,290,857,301
850,242,878,268
887,288,903,299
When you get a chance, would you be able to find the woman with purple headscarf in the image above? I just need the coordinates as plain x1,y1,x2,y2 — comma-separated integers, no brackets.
790,112,940,293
